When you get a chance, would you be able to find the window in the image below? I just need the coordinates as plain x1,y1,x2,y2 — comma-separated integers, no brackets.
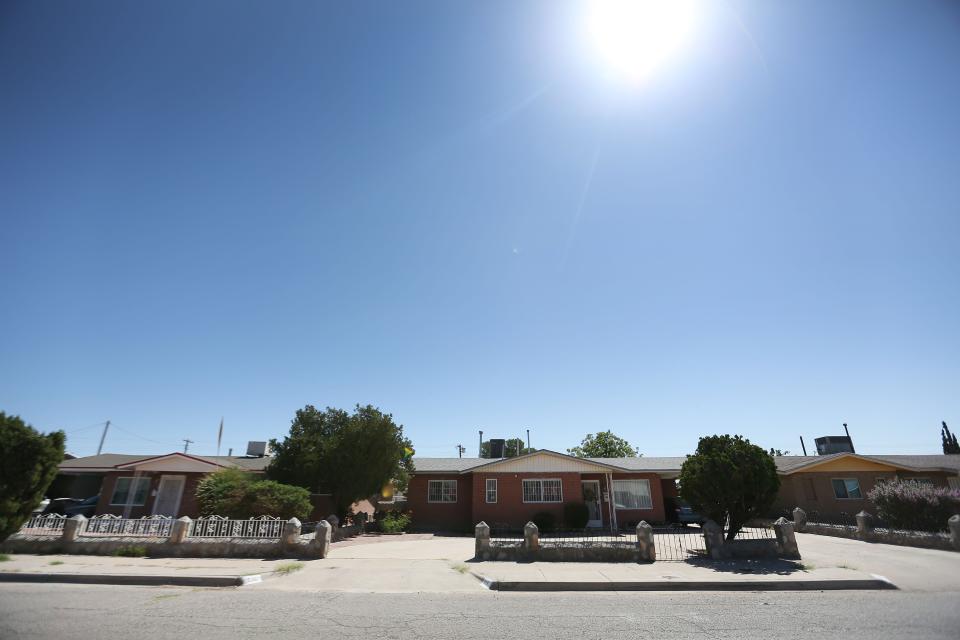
831,478,862,500
485,478,497,503
109,477,151,506
427,480,457,503
612,479,652,509
522,479,563,503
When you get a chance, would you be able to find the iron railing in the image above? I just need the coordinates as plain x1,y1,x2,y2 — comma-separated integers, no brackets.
188,515,283,539
652,524,707,561
83,514,174,537
19,513,67,535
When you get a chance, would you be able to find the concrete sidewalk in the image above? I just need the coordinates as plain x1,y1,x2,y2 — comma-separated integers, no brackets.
0,554,291,587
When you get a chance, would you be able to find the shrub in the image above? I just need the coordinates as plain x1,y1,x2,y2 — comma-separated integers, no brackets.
532,511,556,532
867,481,960,532
563,502,590,529
195,470,311,520
679,435,780,540
112,545,147,557
0,412,65,542
379,511,411,533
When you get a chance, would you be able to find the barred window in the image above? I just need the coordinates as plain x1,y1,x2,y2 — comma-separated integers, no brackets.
612,479,652,510
522,479,562,503
428,480,457,503
485,478,497,503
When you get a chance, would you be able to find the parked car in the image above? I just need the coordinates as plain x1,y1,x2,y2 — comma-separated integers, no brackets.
667,498,704,526
63,495,99,518
41,497,85,515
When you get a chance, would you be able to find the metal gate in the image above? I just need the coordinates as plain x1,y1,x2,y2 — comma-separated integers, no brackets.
652,525,708,561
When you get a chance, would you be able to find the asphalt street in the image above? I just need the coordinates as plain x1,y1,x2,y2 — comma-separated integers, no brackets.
1,583,958,639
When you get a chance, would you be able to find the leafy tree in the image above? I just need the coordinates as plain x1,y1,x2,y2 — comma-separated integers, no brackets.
195,469,311,519
0,412,65,541
768,448,790,457
267,405,414,517
567,430,638,458
679,435,780,540
942,421,960,454
480,437,534,458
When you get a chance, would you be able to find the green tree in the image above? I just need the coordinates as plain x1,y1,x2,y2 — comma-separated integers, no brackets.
942,421,960,454
267,405,414,517
679,435,780,540
0,412,65,541
768,448,790,457
480,437,534,458
567,430,638,458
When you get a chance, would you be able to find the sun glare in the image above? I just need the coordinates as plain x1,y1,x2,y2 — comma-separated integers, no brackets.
585,0,699,84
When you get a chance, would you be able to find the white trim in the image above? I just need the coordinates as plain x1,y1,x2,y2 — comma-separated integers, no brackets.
427,479,457,503
485,478,497,503
521,478,563,503
152,475,186,516
109,476,151,506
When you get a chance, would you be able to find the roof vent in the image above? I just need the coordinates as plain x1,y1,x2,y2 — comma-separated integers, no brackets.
246,441,270,457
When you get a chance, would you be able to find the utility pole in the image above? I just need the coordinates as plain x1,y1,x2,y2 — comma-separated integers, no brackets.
843,423,855,453
96,421,111,455
182,439,194,454
526,428,531,450
456,444,466,458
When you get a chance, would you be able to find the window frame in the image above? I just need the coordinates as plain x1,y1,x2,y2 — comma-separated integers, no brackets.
521,478,563,503
427,479,457,503
612,479,653,510
109,476,151,506
485,478,497,503
831,478,863,500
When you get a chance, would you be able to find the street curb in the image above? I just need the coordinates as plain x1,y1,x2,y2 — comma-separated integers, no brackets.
0,573,260,588
480,577,898,592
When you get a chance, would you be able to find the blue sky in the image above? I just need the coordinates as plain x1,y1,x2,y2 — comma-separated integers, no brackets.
2,1,958,458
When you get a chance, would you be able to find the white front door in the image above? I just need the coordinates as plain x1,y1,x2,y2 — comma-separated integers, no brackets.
152,475,186,516
581,480,603,528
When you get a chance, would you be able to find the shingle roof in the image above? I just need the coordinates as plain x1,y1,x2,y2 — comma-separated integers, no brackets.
411,457,486,472
59,453,271,472
586,456,687,471
776,453,960,474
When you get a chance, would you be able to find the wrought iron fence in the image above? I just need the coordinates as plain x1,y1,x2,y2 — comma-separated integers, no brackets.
19,513,67,535
188,515,283,539
730,525,776,541
652,524,707,561
83,514,174,537
489,525,524,548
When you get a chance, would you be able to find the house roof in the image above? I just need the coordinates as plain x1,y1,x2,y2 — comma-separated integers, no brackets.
58,452,272,472
412,452,960,475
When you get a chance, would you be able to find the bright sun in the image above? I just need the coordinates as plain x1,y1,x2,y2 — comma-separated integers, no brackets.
585,0,699,84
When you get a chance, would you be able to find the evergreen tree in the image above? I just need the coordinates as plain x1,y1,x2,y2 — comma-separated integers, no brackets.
942,421,960,454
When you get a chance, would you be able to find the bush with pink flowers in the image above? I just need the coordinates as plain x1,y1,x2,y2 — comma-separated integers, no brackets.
867,480,960,532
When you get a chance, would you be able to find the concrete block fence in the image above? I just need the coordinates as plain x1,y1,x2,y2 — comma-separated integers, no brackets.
1,515,334,559
792,507,959,552
473,519,800,562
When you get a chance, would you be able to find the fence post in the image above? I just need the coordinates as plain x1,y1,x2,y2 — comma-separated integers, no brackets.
702,519,725,560
792,507,807,533
949,515,960,551
773,517,800,559
61,515,86,543
523,521,539,554
475,521,491,559
855,511,874,538
282,518,302,547
636,521,655,562
313,520,332,558
169,516,191,544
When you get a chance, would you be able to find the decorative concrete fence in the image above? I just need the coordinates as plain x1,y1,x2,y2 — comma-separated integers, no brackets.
792,507,959,552
474,519,799,562
2,515,334,559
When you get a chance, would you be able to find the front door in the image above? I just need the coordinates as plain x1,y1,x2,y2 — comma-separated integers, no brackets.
581,480,602,528
152,475,185,516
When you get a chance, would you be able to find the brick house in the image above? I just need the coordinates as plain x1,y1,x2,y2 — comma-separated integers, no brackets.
771,452,960,520
407,450,679,532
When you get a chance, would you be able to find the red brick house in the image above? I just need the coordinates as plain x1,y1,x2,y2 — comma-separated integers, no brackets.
407,450,680,532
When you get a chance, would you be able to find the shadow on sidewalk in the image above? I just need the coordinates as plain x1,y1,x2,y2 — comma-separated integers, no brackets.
683,557,803,576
